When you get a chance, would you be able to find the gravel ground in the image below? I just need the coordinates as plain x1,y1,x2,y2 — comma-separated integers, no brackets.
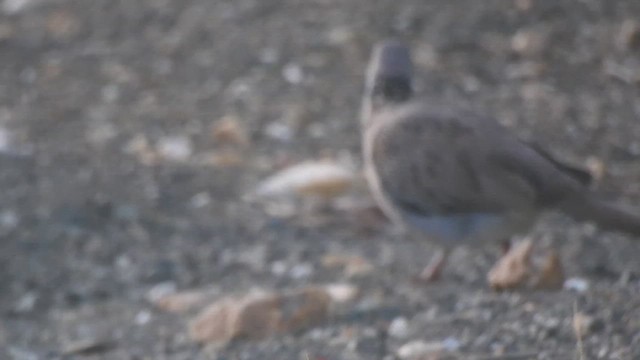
1,0,640,359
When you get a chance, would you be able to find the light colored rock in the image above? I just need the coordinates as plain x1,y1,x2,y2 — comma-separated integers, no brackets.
388,317,410,339
254,160,356,200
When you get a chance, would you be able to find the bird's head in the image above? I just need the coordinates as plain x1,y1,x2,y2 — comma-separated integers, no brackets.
361,40,414,126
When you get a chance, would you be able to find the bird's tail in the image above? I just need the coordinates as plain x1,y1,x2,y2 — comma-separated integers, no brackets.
560,193,640,237
361,40,414,125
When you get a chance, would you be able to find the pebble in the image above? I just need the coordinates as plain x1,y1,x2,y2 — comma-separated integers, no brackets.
0,209,18,230
14,292,38,313
396,340,446,359
326,26,354,46
134,310,152,325
388,317,410,339
190,192,211,208
157,135,193,161
511,28,546,57
264,121,294,142
442,336,461,351
282,63,304,84
564,277,589,293
146,282,178,303
289,262,314,280
189,286,335,345
270,260,288,277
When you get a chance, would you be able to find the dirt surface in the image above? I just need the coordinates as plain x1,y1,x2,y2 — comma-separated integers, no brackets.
2,0,640,359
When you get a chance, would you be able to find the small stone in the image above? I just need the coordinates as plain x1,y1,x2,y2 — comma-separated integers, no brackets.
511,29,546,57
282,63,304,84
146,282,178,303
190,192,211,208
189,286,336,345
289,262,314,280
134,310,152,325
270,260,288,277
189,297,241,345
326,26,354,46
151,290,207,313
115,254,132,270
442,337,461,351
388,317,410,339
14,292,38,313
323,283,359,303
564,277,590,293
397,340,445,359
254,160,356,200
265,121,295,142
0,209,18,230
597,347,608,358
321,254,374,277
211,115,248,146
156,135,192,162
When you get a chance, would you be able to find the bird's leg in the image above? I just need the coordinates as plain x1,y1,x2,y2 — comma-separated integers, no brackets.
417,248,450,282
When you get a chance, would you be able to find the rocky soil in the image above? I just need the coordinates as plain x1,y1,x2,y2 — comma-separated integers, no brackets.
1,0,640,359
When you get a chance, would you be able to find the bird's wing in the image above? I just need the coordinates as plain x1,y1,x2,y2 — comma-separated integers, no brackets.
367,106,583,218
523,140,592,187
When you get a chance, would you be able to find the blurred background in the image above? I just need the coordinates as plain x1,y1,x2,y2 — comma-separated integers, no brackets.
1,0,640,358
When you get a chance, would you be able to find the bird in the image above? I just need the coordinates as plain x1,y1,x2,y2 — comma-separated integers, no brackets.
360,40,640,281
